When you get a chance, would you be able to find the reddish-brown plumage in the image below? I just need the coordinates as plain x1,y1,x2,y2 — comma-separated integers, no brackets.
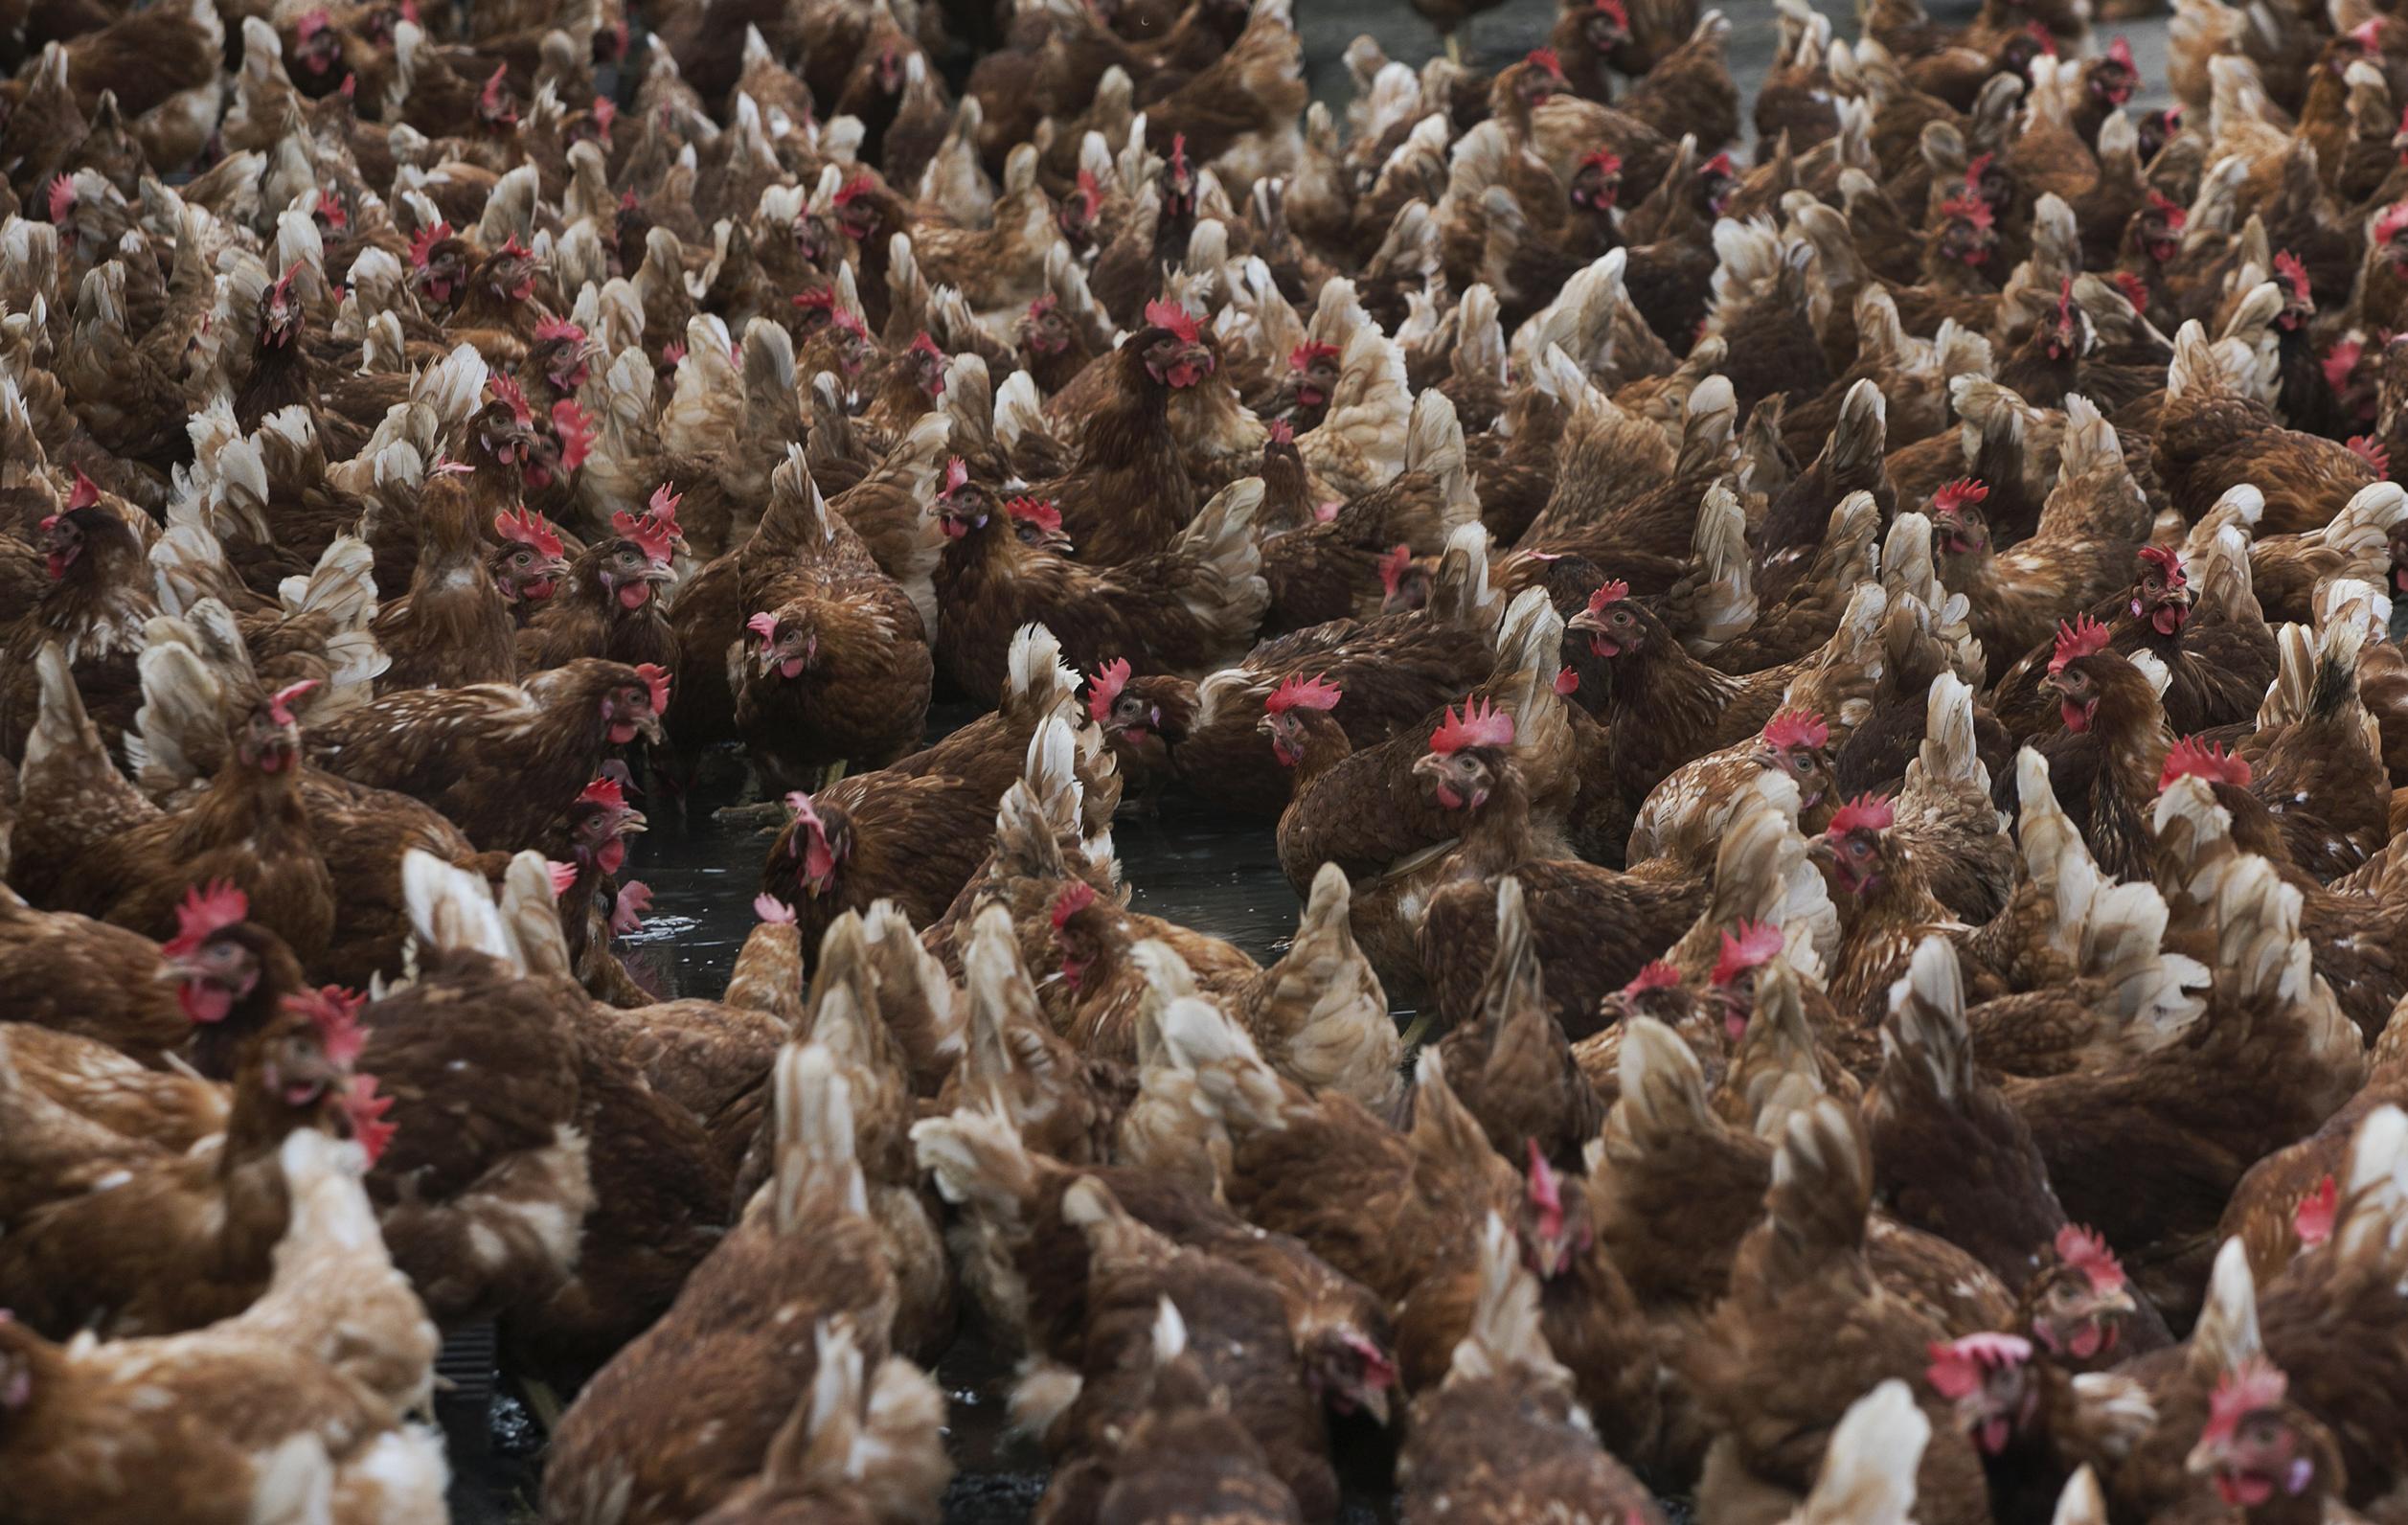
307,657,667,853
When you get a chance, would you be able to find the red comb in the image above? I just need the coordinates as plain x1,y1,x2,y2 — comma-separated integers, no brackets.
1005,496,1062,533
832,172,875,207
1266,418,1294,444
2114,269,2151,310
551,398,594,472
1828,792,1895,835
1623,960,1681,995
46,174,73,223
579,777,627,809
489,374,533,427
793,286,838,311
267,679,320,726
1761,710,1829,752
1964,152,1994,193
1711,920,1784,986
1925,1333,2033,1401
1579,147,1624,177
1287,340,1342,371
1087,657,1132,722
2379,203,2408,245
2024,19,2057,53
493,506,563,559
1941,192,1994,231
592,96,617,133
2293,1174,2336,1248
1075,170,1102,219
1527,46,1564,76
2054,1223,2127,1292
534,315,585,346
67,469,100,511
1265,671,1342,715
2325,336,2366,395
343,1073,398,1164
546,859,579,897
746,611,781,645
2159,736,2251,790
2203,1355,2289,1445
910,331,943,361
1585,579,1631,613
406,220,450,268
2147,189,2188,230
755,893,796,924
162,879,250,959
1144,299,1201,345
634,663,670,714
1050,879,1098,929
1378,544,1413,596
2107,36,2135,68
943,458,969,494
2049,615,2112,672
2274,251,2311,307
1525,1139,1564,1236
1430,696,1515,755
293,984,368,1068
2351,436,2391,476
1595,0,1628,18
2137,543,2184,582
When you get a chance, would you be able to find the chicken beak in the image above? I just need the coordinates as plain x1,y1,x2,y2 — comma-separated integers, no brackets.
1566,608,1605,636
621,810,649,836
634,711,666,744
1255,715,1278,739
2186,1438,2222,1478
1410,752,1448,785
1357,1385,1392,1426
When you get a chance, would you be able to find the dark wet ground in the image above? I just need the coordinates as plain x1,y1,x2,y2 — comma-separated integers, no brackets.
448,0,2180,1516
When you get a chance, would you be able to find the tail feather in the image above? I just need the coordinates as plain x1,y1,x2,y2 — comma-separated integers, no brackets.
1159,990,1290,1135
401,849,517,967
1686,481,1757,649
1164,478,1269,649
1253,863,1398,1112
773,1042,869,1231
1800,1382,1929,1525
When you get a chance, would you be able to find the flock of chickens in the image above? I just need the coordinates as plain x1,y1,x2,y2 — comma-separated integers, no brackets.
13,0,2408,1518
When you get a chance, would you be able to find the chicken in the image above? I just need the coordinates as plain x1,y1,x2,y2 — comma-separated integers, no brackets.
1041,1175,1337,1521
0,1129,446,1524
1935,396,2155,686
1566,576,1890,811
0,497,156,760
1990,509,2276,741
34,664,336,967
514,489,684,675
933,470,1268,707
2153,321,2380,533
369,471,524,694
1087,522,1500,817
724,448,934,789
545,1044,898,1525
1397,1214,1665,1525
1021,300,1224,566
0,987,385,1339
688,1322,951,1525
2005,778,2368,1324
307,657,668,852
351,852,591,1332
1684,1098,1992,1525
